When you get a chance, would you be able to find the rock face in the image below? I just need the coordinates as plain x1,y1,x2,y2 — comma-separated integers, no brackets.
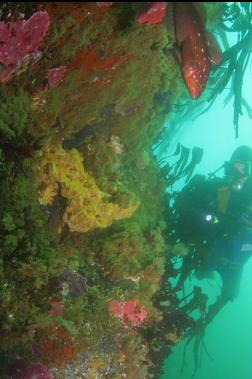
0,3,221,379
59,269,88,298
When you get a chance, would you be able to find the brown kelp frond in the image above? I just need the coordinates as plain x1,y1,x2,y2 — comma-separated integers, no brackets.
208,2,252,137
182,295,229,378
158,143,204,186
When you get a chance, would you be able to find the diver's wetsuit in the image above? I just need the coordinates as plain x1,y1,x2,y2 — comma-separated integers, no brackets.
207,228,252,300
207,176,252,300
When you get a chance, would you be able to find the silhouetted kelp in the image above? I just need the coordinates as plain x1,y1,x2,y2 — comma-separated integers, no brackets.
207,2,252,137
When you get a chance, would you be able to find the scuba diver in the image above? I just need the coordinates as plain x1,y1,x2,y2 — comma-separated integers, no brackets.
169,145,252,374
173,145,252,301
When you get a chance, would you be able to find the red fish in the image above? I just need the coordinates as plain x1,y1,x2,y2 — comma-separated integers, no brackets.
173,2,221,99
205,30,223,67
137,2,168,25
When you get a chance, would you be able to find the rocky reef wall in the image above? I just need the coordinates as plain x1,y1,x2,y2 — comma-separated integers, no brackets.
0,3,220,378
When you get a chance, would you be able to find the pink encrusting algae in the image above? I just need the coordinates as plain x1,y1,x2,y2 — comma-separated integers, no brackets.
0,11,50,82
109,299,148,327
46,66,67,88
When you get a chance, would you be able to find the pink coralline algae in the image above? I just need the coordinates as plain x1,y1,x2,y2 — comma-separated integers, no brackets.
137,2,168,25
0,11,50,65
0,11,50,83
109,300,148,327
46,66,67,88
8,360,53,379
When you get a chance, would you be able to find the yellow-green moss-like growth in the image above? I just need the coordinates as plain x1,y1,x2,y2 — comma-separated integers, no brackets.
38,143,139,232
0,87,31,142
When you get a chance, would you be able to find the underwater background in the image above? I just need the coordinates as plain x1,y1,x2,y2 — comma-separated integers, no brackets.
0,2,252,379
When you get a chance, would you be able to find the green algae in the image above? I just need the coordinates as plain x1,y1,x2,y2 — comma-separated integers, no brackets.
0,87,31,142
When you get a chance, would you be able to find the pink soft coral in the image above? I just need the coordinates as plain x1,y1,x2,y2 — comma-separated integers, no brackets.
109,299,147,327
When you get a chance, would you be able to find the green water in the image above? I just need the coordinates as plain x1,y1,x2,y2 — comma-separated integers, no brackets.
161,260,252,379
159,46,252,379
